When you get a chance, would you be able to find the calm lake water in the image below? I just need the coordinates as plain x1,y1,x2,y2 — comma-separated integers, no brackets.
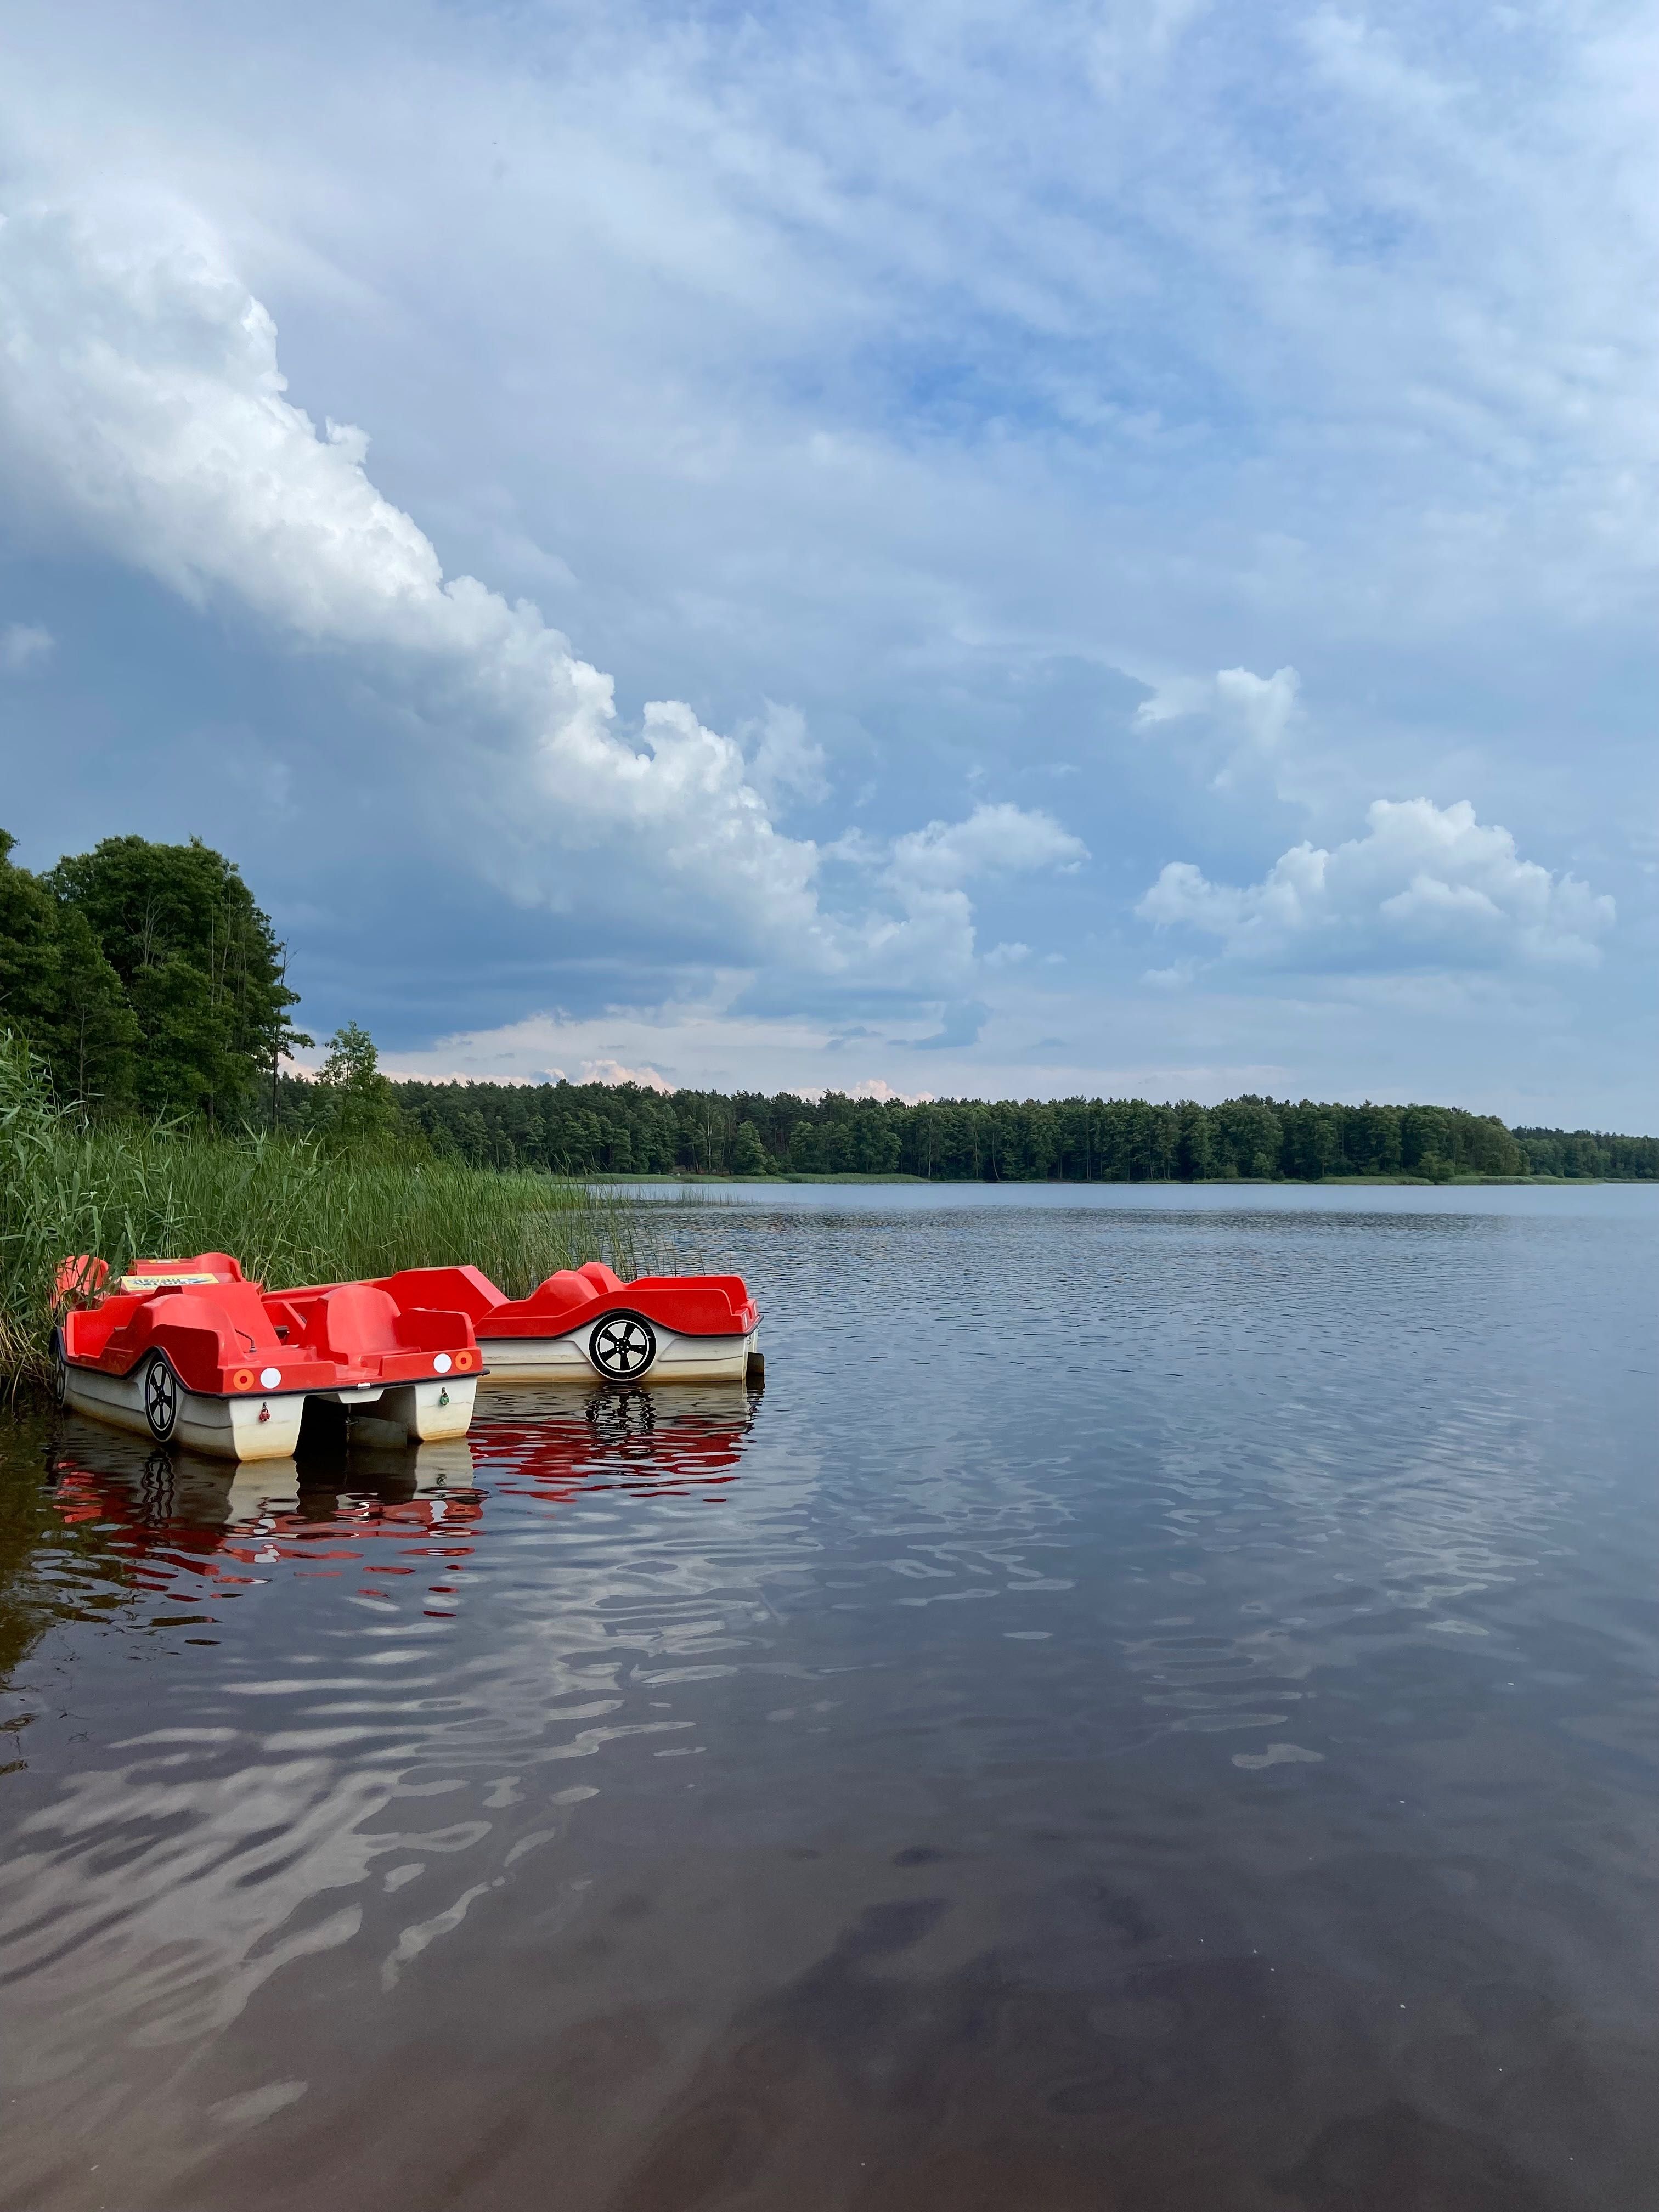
2,1185,1655,2211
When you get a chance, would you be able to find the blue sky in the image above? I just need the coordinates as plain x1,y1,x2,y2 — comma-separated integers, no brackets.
1,0,1654,1122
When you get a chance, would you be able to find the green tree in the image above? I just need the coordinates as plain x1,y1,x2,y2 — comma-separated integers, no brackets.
732,1119,768,1175
1400,1105,1452,1176
0,831,57,1040
1211,1096,1282,1179
49,906,142,1110
1176,1100,1212,1182
307,1023,407,1153
50,833,298,1123
1280,1101,1342,1181
0,831,138,1110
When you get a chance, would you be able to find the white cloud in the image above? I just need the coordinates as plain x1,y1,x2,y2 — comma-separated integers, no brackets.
0,620,53,672
841,1077,933,1103
579,1057,674,1092
372,991,1290,1107
0,200,823,952
1135,664,1301,791
0,199,1083,998
793,1077,936,1104
1144,958,1198,990
814,803,1090,998
1139,798,1615,971
888,803,1086,892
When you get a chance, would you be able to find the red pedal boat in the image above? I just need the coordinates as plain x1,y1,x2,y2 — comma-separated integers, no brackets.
347,1262,760,1385
52,1253,484,1462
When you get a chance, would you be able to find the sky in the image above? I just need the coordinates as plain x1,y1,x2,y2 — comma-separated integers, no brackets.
0,0,1654,1126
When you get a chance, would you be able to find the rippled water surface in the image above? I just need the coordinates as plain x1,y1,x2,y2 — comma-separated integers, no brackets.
2,1185,1656,2211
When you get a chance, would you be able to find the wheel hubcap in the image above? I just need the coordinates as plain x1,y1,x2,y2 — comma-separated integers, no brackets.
591,1317,655,1378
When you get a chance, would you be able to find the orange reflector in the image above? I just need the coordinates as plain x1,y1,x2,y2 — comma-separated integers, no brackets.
455,1351,474,1371
232,1368,256,1390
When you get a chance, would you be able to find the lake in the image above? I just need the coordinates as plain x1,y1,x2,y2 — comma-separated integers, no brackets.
1,1184,1655,2210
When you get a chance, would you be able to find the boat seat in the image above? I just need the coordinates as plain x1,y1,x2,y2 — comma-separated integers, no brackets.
301,1283,406,1359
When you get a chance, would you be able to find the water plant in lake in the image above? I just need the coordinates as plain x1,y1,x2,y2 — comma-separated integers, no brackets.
0,1032,644,1396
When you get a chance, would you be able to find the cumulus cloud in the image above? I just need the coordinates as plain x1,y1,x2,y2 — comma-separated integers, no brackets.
807,803,1089,999
1135,665,1301,790
0,201,823,950
0,620,53,672
843,1077,934,1103
793,1077,936,1104
0,198,1080,999
1139,798,1615,970
889,802,1086,891
580,1057,674,1092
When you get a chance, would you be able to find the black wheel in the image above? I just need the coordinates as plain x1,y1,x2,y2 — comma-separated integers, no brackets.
51,1333,68,1410
589,1313,657,1381
143,1354,179,1442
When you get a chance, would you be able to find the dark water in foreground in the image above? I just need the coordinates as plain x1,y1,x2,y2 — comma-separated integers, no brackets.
1,1187,1655,2211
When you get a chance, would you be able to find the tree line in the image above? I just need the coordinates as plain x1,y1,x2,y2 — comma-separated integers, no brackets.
375,1075,1658,1182
4,827,1653,1180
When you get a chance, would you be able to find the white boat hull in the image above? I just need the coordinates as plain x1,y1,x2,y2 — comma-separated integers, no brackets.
481,1322,759,1385
374,1377,479,1442
61,1363,477,1462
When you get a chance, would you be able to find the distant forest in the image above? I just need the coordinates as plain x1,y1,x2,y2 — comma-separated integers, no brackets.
372,1076,1658,1184
3,827,1652,1183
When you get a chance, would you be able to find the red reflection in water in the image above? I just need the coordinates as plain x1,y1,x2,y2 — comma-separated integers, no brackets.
476,1386,755,1503
43,1444,483,1626
40,1385,759,1630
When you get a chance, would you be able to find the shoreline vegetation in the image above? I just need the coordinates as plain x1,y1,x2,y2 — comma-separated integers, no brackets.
0,1036,640,1398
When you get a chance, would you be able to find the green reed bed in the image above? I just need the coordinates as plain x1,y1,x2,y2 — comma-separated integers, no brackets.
0,1035,644,1397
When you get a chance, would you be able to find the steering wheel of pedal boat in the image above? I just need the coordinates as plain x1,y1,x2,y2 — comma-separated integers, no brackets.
143,1353,179,1442
589,1313,658,1381
52,1337,68,1410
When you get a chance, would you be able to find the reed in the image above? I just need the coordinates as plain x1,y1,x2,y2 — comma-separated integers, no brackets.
0,1034,645,1396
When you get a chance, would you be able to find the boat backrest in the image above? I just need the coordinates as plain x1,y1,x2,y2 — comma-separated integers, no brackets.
100,1280,283,1362
372,1266,506,1319
295,1283,405,1359
527,1268,603,1317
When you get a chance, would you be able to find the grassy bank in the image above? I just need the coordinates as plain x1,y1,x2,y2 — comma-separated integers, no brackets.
0,1036,640,1397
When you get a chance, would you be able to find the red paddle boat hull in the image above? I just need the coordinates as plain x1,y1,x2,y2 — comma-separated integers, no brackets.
53,1254,484,1462
353,1262,760,1385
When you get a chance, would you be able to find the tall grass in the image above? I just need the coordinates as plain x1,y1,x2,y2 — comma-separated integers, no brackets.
0,1034,644,1396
